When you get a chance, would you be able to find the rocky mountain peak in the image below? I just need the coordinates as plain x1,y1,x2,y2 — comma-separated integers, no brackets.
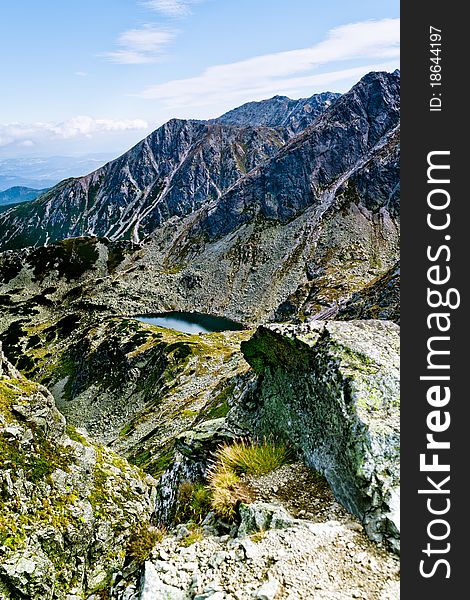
213,90,341,134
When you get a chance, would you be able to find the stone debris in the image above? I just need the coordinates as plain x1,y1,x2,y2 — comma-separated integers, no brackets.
112,501,399,600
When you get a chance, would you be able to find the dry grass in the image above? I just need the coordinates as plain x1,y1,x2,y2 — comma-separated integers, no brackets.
207,438,292,520
174,481,213,524
215,438,293,476
126,523,166,563
208,466,252,520
179,525,204,547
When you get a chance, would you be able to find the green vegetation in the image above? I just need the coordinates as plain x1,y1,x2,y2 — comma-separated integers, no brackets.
208,466,251,520
106,241,138,273
130,445,175,479
126,523,165,563
0,378,77,485
163,263,184,275
65,424,90,446
169,440,292,525
214,438,293,476
0,431,75,484
174,481,213,525
251,529,267,543
179,525,204,547
30,237,100,282
207,439,293,520
202,381,235,421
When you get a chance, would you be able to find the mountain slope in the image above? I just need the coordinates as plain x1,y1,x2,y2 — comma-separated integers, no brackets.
0,121,287,250
183,71,399,243
0,72,400,325
117,71,398,322
0,346,157,598
0,89,344,252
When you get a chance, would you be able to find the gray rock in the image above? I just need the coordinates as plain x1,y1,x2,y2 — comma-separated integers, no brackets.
139,561,185,600
175,524,191,540
194,594,226,600
213,91,340,135
0,119,287,250
253,577,281,600
0,351,157,599
241,320,400,551
337,262,400,324
238,502,298,537
208,551,229,568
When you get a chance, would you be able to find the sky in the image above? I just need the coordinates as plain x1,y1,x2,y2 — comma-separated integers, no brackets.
0,0,399,159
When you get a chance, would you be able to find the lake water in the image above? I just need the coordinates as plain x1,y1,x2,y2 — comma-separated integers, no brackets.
134,312,244,334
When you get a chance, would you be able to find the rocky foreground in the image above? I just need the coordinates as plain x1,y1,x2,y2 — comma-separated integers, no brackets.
0,316,400,599
0,346,157,599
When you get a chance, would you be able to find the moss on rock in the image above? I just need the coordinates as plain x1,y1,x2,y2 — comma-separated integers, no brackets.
241,320,400,553
0,345,157,599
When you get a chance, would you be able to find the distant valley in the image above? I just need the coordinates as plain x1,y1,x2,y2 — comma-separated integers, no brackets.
0,185,49,207
0,153,115,191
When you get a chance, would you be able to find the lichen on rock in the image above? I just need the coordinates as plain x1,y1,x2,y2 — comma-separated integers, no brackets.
0,344,157,599
240,319,400,552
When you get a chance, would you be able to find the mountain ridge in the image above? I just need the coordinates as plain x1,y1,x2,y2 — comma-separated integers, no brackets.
0,70,400,325
0,120,288,249
0,71,398,255
212,90,341,134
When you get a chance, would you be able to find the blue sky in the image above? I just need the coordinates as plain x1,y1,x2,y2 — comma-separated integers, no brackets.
0,0,399,158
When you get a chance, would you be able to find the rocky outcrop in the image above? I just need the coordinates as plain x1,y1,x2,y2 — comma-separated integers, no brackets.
240,320,400,552
0,236,140,288
0,345,157,598
155,417,245,525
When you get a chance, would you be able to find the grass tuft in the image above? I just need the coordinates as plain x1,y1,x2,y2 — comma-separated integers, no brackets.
207,438,292,520
179,525,204,547
126,523,165,564
208,466,251,521
174,481,213,525
215,438,293,476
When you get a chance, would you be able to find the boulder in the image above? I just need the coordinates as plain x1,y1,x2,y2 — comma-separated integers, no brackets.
139,561,186,600
238,502,299,537
241,320,400,552
254,577,281,600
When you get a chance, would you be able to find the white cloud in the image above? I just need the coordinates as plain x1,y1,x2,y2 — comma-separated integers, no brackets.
143,0,199,17
102,25,176,64
136,18,399,107
75,71,88,77
0,117,149,148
